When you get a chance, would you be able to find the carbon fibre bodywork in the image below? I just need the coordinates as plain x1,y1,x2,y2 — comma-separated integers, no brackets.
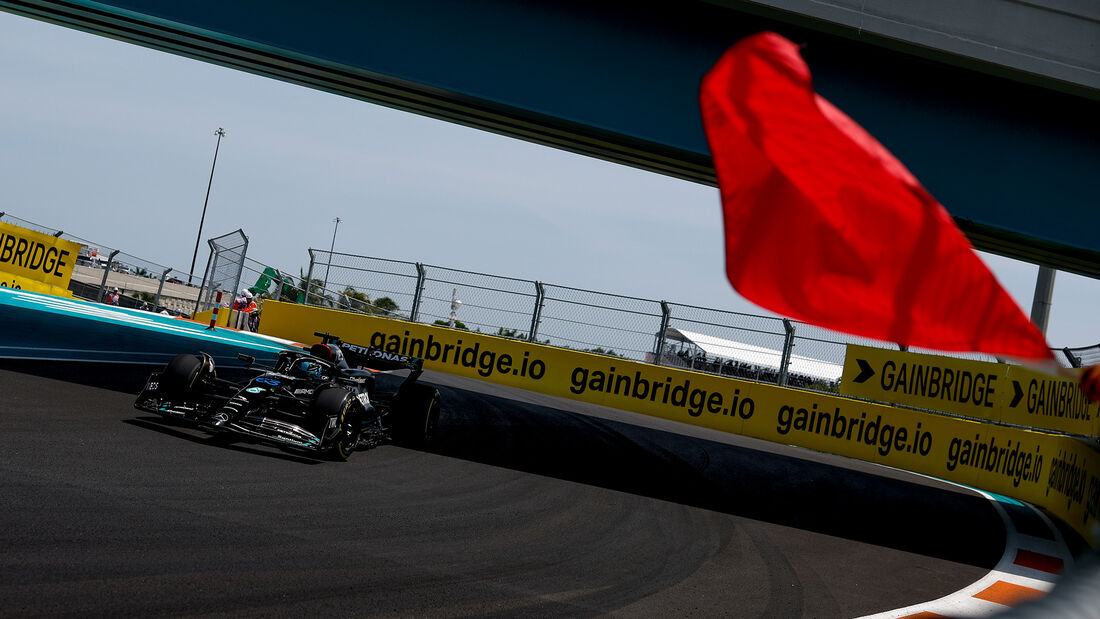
134,333,437,459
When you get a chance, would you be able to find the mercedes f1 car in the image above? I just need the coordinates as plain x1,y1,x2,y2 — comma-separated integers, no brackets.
134,332,440,460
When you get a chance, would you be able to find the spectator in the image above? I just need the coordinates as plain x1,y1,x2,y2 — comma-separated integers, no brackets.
234,289,258,331
106,287,120,306
248,293,265,332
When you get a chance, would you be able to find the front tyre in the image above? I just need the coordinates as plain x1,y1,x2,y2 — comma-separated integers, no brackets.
391,384,441,448
314,388,360,461
163,353,212,396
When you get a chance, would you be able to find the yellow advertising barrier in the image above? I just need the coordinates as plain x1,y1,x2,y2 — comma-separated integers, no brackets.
192,308,261,330
260,301,1100,544
0,273,74,297
841,344,1099,437
192,307,234,328
0,221,80,298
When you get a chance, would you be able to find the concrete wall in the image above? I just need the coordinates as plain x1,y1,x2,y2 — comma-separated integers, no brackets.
70,265,199,313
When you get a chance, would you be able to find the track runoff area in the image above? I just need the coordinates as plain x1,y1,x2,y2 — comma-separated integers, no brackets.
262,303,1094,603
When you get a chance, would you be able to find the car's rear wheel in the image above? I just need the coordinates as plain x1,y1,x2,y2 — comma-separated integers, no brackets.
314,388,360,461
391,384,441,448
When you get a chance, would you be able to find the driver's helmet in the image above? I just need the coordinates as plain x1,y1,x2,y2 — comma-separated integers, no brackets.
297,359,323,379
309,343,347,369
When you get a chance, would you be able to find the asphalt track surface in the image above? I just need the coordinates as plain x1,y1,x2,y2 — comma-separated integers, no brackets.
1,366,1009,617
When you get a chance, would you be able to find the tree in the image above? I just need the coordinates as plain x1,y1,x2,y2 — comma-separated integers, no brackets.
341,286,372,312
277,274,303,303
297,269,332,307
494,327,549,344
337,287,402,316
374,296,399,316
435,319,469,330
585,347,625,358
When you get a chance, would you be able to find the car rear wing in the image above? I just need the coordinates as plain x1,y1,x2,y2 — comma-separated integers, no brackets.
314,332,424,374
340,341,424,373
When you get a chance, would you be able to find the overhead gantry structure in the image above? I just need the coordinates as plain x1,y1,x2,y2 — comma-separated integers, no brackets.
2,0,1097,276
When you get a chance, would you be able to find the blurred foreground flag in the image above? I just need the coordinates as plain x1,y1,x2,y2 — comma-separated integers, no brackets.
699,32,1053,361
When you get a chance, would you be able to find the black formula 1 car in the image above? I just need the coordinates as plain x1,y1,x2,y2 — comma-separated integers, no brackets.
134,332,440,460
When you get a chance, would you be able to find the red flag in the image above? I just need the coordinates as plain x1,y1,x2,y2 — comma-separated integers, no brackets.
699,32,1053,361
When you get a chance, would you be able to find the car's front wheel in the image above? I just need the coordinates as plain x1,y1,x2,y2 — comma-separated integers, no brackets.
163,353,211,397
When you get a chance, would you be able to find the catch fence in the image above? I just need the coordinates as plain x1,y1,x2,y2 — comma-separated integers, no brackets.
0,212,196,314
297,249,1072,394
2,210,1082,393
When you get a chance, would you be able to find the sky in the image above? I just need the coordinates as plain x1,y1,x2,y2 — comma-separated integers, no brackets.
1,11,1098,350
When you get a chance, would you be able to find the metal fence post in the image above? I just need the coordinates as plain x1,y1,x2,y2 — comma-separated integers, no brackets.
528,281,546,342
1063,347,1083,368
304,250,317,306
778,319,796,386
154,267,172,309
409,263,426,323
654,301,671,366
231,232,249,304
96,249,119,302
275,271,285,302
194,243,216,317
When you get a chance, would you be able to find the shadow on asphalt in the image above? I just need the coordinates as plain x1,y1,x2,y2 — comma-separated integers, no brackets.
124,417,324,465
427,381,1014,569
0,359,254,394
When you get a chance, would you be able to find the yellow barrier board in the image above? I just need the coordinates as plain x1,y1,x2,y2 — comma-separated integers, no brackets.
191,307,243,328
260,301,1100,544
0,221,81,294
0,272,73,297
841,344,1098,437
1007,364,1099,437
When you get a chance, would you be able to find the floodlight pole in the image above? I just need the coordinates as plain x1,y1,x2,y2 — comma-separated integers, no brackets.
1030,265,1056,335
188,127,226,285
322,217,341,296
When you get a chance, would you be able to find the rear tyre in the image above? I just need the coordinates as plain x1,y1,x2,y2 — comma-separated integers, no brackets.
314,388,360,461
391,384,441,448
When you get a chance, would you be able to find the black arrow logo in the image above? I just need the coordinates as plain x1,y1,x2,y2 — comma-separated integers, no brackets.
1010,380,1024,408
853,359,875,384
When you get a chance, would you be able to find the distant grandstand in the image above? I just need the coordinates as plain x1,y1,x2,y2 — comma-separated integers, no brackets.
1062,344,1100,369
653,327,842,389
